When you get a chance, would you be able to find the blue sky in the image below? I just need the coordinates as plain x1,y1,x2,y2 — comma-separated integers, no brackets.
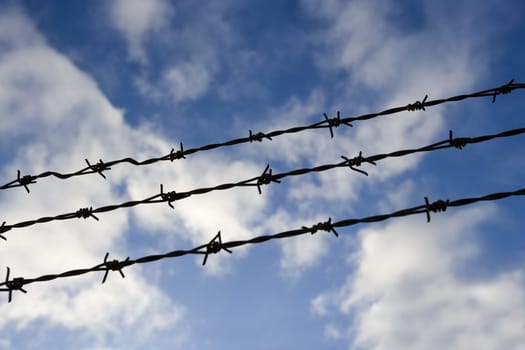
0,0,524,349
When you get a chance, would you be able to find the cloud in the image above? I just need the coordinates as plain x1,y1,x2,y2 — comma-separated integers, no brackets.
263,0,509,274
110,0,173,63
324,323,343,341
0,7,221,346
162,62,212,102
236,89,326,165
1,11,272,338
260,209,333,279
312,205,525,350
123,151,269,274
301,0,495,91
114,1,261,104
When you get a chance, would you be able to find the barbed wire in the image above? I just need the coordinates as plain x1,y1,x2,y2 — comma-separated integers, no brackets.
2,80,523,193
1,185,523,302
0,126,523,240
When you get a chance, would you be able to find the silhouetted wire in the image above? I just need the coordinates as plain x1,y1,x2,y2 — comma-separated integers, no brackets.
2,80,523,193
1,186,523,302
0,126,524,239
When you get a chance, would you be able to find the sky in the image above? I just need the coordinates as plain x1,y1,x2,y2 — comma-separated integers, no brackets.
0,0,524,349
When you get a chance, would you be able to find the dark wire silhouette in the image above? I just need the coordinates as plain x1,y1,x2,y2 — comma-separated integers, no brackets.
0,126,523,239
1,186,523,302
1,80,522,193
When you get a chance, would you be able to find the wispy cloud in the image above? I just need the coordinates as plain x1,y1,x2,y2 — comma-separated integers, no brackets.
0,7,187,345
1,1,524,348
0,6,267,346
110,1,242,104
312,206,525,349
264,0,510,274
110,0,173,64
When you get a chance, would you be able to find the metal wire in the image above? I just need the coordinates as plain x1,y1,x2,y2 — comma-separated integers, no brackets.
0,126,523,239
1,80,523,193
1,185,523,302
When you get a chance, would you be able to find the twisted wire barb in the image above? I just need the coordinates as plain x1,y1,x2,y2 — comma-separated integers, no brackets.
102,252,129,284
2,80,523,193
1,186,523,302
0,126,524,238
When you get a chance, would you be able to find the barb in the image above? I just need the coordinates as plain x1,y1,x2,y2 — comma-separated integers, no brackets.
76,207,99,221
169,143,186,161
323,111,353,138
341,151,377,176
493,79,514,103
101,252,130,284
256,164,281,195
302,217,339,237
1,186,523,302
0,222,9,241
17,170,36,194
449,130,468,149
85,159,110,179
424,197,450,222
407,95,429,111
0,126,524,238
160,184,190,209
0,267,27,303
249,130,272,142
2,81,523,192
202,231,232,266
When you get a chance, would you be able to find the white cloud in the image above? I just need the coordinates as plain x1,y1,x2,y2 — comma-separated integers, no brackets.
110,0,173,63
135,62,216,103
247,206,334,280
243,0,489,192
324,323,343,341
124,152,269,275
312,205,525,350
0,13,272,339
278,220,332,279
0,8,186,342
118,1,247,104
237,90,326,166
0,6,43,50
376,179,415,212
263,0,504,274
303,0,491,92
163,62,212,102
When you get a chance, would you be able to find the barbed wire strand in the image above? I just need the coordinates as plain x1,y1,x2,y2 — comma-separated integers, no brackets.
0,126,523,239
2,80,523,193
0,186,523,302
